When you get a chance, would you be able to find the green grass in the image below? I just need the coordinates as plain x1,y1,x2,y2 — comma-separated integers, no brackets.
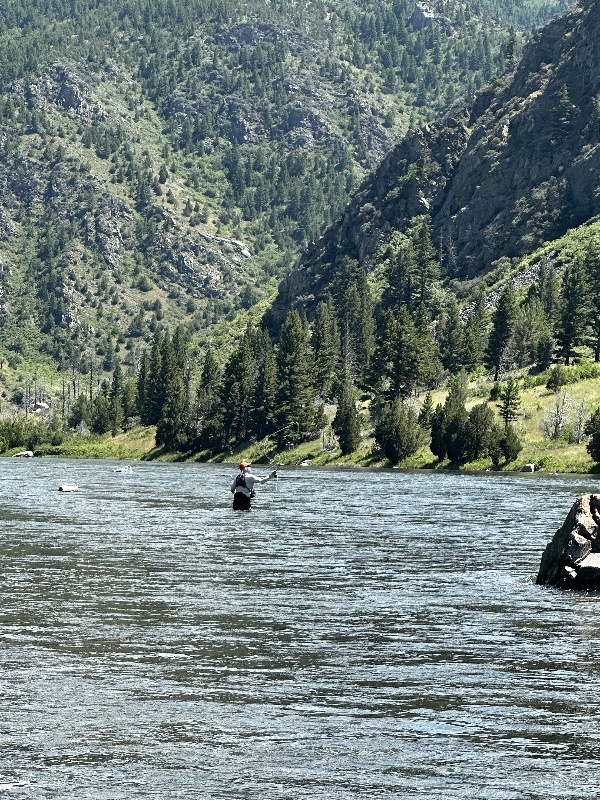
15,369,600,475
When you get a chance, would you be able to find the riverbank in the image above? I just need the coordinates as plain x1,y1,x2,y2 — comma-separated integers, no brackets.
15,421,597,475
6,371,600,474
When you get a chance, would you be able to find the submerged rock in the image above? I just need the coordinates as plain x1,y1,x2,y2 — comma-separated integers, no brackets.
537,494,600,589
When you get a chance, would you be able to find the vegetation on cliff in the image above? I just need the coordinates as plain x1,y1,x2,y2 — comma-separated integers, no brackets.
5,0,600,475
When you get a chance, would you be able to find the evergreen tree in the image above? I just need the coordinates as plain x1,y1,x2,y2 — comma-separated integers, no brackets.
121,380,138,429
374,399,421,465
219,333,256,447
556,257,589,365
249,329,278,441
429,370,471,463
584,408,600,462
312,297,340,399
381,230,416,312
369,309,397,397
537,259,560,327
380,216,439,313
418,390,434,429
501,425,523,464
150,331,189,448
584,240,600,361
391,306,420,398
109,358,125,435
429,402,447,460
462,288,488,372
414,304,444,389
464,402,495,460
485,283,517,381
195,349,223,451
439,297,465,373
332,373,362,455
90,382,112,435
68,393,91,430
335,258,375,383
156,371,189,450
497,378,521,429
137,352,149,423
412,215,440,307
510,299,547,369
140,333,165,425
276,310,319,447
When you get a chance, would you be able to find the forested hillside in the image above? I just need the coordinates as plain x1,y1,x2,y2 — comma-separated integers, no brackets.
0,0,568,396
5,0,599,472
268,0,598,327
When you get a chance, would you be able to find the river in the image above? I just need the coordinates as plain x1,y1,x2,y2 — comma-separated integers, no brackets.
1,458,600,798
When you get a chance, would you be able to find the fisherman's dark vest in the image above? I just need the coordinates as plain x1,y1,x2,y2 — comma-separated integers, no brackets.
235,474,247,490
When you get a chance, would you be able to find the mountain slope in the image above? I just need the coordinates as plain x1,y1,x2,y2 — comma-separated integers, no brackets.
0,0,570,386
267,0,600,325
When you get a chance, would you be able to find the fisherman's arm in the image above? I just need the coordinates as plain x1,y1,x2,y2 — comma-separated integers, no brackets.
248,470,278,486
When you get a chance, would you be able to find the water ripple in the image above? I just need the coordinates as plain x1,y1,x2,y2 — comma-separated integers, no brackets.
1,459,600,798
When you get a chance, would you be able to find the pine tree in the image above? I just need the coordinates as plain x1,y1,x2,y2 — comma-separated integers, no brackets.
462,289,488,371
380,216,439,313
381,230,415,312
153,331,189,449
439,297,465,373
537,259,560,328
510,298,548,369
486,284,517,381
418,390,434,428
91,381,112,435
412,215,439,307
497,378,521,429
332,373,361,455
195,349,223,451
374,399,421,464
140,333,165,425
391,306,420,398
584,241,600,361
335,257,375,383
556,258,588,365
429,370,471,463
276,310,318,447
369,309,397,397
109,358,124,435
312,298,340,399
250,329,278,441
464,403,495,460
414,304,443,389
219,333,255,447
156,372,189,450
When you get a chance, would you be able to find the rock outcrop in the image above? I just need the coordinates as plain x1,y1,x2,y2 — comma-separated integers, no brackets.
267,0,600,328
537,494,600,589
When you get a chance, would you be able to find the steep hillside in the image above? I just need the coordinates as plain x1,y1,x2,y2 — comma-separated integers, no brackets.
267,0,599,325
0,0,569,388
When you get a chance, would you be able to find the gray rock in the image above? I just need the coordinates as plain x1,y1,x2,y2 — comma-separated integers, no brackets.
537,494,600,589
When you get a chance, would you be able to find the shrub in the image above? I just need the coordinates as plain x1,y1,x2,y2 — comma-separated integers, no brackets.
374,400,421,465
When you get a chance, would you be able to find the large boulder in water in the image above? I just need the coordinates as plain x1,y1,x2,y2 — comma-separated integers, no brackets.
537,494,600,589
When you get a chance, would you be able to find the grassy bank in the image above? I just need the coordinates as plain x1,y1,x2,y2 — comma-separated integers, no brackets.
7,373,600,475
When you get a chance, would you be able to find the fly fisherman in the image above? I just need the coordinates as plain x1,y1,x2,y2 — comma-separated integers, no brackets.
231,461,277,511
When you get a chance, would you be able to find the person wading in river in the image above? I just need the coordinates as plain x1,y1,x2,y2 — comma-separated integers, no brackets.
231,461,277,511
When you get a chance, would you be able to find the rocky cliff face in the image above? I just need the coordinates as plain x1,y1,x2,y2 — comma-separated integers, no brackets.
268,0,600,325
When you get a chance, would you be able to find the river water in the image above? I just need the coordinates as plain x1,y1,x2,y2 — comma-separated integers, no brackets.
1,458,600,799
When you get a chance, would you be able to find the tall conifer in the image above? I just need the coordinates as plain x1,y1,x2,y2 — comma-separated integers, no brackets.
276,310,319,446
556,258,588,365
486,284,517,381
332,373,361,455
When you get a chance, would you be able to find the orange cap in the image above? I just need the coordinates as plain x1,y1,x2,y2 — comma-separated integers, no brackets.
239,461,249,469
